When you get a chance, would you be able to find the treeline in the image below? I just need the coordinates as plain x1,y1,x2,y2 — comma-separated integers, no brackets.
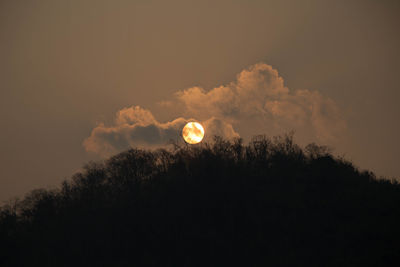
1,135,400,266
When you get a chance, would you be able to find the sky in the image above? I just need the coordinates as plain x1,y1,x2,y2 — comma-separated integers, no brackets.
1,0,399,202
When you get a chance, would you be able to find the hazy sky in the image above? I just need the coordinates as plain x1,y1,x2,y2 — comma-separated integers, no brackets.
1,0,399,202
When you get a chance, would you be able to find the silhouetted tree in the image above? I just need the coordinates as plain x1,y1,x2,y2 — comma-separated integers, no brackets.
1,135,399,266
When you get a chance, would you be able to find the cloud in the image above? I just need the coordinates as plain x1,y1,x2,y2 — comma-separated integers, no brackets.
83,106,239,157
175,63,346,143
84,63,346,156
175,64,289,121
203,117,240,142
115,106,157,126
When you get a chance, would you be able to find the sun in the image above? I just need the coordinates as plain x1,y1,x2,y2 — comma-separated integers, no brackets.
182,122,205,144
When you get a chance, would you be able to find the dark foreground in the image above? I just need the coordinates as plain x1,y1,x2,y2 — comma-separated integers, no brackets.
1,135,399,266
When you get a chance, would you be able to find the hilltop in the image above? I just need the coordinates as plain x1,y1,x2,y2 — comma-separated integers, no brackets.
1,135,399,266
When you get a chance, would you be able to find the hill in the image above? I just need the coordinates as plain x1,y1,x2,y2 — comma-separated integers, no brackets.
1,135,400,266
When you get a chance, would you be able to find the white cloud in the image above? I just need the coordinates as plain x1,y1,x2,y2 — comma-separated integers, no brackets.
202,117,240,142
84,106,239,157
175,63,346,143
84,63,346,156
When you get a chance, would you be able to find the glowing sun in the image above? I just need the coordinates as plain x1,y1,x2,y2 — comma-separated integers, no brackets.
182,122,205,144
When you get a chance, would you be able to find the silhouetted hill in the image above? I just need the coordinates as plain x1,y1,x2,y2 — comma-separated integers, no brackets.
1,135,400,266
